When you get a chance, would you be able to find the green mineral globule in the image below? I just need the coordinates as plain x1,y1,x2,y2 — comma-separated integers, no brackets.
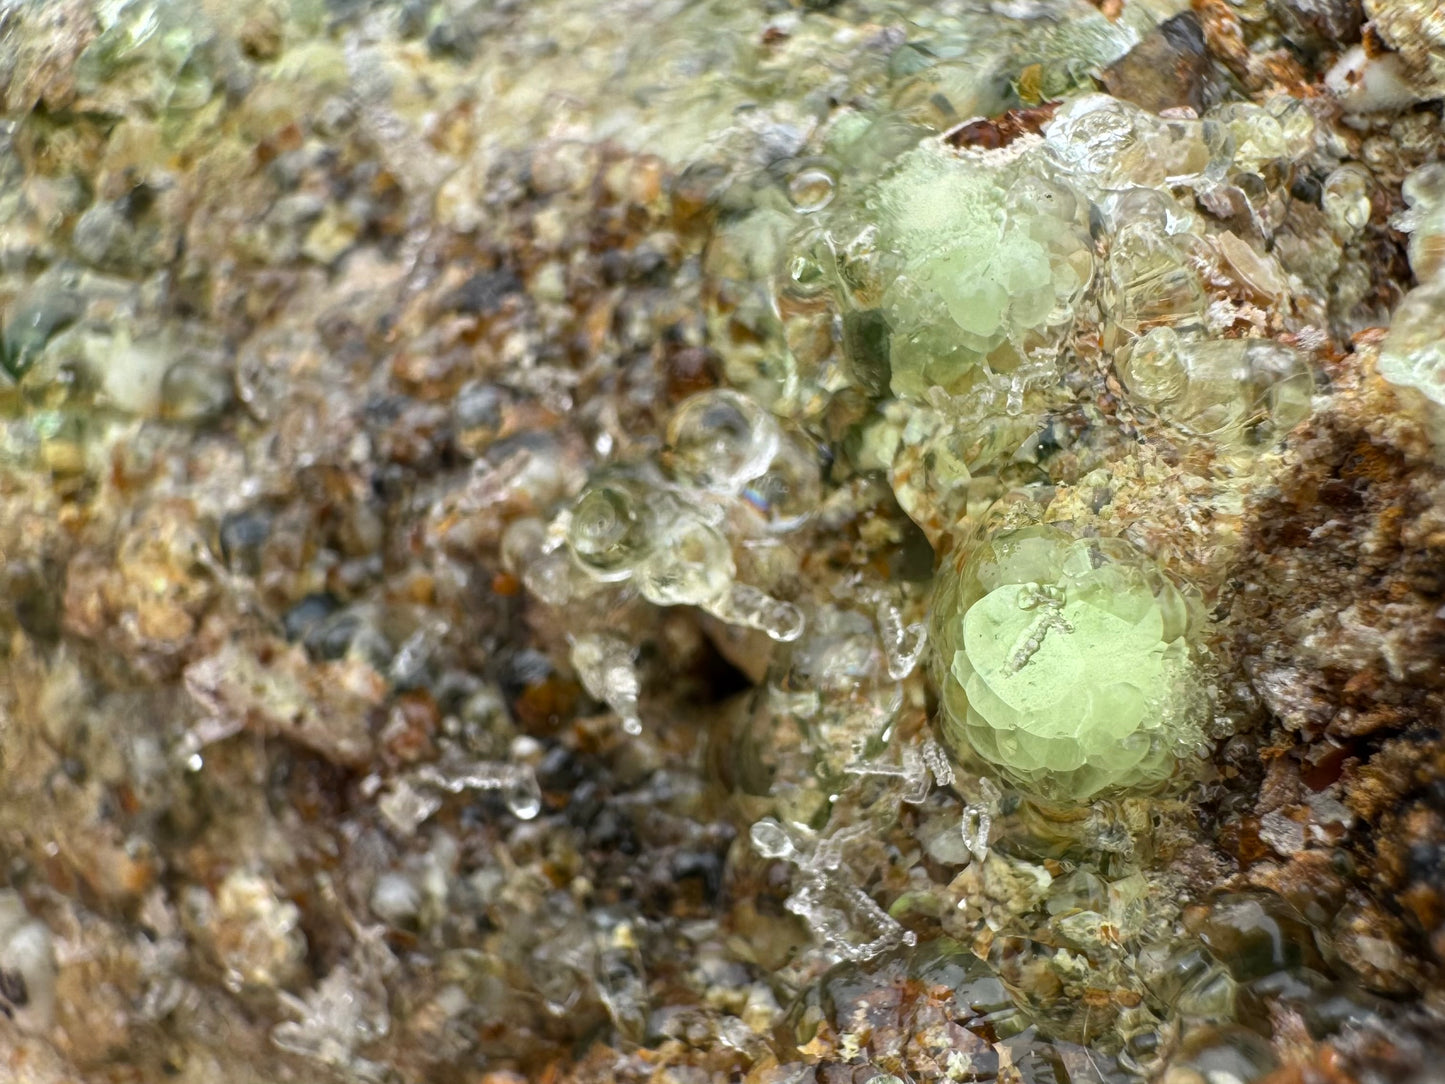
828,143,1094,399
933,526,1207,800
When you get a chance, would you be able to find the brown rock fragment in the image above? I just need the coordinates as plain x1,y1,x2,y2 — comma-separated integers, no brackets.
1100,13,1217,115
182,639,381,767
1227,355,1445,981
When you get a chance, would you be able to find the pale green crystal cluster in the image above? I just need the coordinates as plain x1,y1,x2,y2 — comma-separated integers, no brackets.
808,143,1094,399
778,90,1321,412
781,82,1326,804
0,0,1440,1079
932,526,1207,801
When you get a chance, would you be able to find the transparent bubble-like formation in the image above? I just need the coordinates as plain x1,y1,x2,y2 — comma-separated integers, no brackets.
739,433,822,532
560,469,804,645
635,512,734,607
1103,221,1207,337
884,401,1041,546
1378,284,1445,408
931,526,1208,800
711,582,805,642
748,819,916,964
1214,106,1280,169
565,478,655,581
786,163,838,214
1380,164,1445,410
1045,95,1232,194
809,142,1094,399
1116,328,1314,443
665,389,780,493
411,760,543,821
570,632,643,734
1398,162,1445,284
1322,165,1374,241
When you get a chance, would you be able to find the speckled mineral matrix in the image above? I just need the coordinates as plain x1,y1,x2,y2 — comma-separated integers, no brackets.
0,1,1443,1083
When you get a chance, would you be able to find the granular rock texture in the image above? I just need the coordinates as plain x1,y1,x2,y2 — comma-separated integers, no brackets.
1227,351,1445,988
0,1,1443,1083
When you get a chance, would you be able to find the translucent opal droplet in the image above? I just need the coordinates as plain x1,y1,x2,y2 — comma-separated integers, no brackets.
787,165,838,214
665,389,780,494
636,514,733,607
566,483,652,581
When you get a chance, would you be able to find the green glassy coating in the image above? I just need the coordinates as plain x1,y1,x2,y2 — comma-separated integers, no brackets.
810,142,1094,399
931,526,1207,800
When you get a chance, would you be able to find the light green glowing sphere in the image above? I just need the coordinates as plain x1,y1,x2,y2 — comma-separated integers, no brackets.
932,526,1207,800
816,143,1094,400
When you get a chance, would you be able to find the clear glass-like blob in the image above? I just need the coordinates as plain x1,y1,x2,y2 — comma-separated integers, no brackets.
1116,328,1313,443
570,632,643,734
931,526,1208,801
565,481,654,581
740,434,822,532
1103,221,1206,336
1322,165,1373,241
787,164,838,214
665,388,780,494
1379,164,1445,411
635,513,734,607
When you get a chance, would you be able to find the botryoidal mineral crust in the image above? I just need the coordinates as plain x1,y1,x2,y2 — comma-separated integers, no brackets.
0,1,1443,1083
931,525,1208,802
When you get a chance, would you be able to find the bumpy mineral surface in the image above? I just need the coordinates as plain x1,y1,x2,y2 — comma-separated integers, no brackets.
1,0,1443,1082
